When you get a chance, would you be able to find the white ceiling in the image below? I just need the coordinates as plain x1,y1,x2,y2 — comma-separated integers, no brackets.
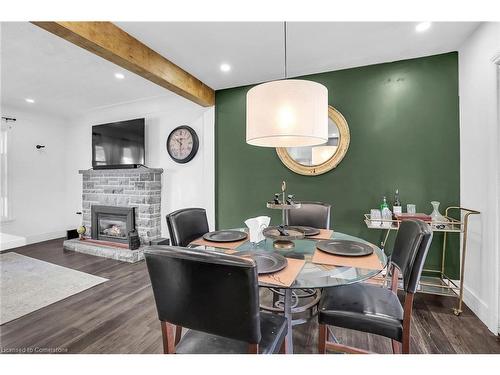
117,22,480,89
1,22,480,119
0,22,171,119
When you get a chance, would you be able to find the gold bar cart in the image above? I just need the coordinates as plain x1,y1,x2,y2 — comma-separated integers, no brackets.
364,207,480,315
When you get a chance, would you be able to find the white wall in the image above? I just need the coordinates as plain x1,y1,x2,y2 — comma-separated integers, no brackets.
0,105,69,249
1,95,215,250
65,95,215,238
458,22,500,334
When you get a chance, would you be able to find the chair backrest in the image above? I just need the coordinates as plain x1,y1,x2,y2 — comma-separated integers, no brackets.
391,220,433,294
144,246,261,344
166,208,209,247
285,201,331,229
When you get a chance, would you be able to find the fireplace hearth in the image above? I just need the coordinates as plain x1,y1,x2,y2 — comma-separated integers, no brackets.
91,205,135,244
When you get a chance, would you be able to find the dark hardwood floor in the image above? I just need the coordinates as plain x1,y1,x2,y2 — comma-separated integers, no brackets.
1,238,499,354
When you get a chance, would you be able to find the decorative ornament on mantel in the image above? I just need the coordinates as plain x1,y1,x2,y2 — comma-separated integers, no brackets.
246,22,328,148
77,225,87,240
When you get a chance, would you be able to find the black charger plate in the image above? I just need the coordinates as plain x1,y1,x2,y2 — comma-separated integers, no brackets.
203,230,248,243
317,239,374,257
235,251,288,274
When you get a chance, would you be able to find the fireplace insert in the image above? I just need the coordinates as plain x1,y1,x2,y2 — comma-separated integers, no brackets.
91,205,135,244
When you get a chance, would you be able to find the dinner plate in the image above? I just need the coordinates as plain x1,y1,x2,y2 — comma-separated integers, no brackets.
316,239,374,257
202,230,248,243
235,251,288,274
290,226,320,236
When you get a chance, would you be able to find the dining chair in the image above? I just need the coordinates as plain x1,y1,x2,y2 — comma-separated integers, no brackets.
144,246,288,354
317,219,433,354
166,208,209,247
285,201,331,229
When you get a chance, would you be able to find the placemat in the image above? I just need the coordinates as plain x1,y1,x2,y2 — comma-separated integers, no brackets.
258,258,305,288
224,251,304,287
219,250,304,287
190,236,248,250
312,248,384,270
306,229,334,240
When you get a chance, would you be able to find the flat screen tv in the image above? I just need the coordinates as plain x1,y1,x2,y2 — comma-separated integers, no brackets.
92,118,145,169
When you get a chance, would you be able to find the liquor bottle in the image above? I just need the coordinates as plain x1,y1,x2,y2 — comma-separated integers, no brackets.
380,196,392,228
380,196,389,211
393,189,402,215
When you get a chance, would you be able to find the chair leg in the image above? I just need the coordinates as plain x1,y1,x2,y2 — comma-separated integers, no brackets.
402,293,414,354
248,344,259,354
392,339,402,354
160,321,176,354
318,323,327,354
402,336,410,354
175,325,182,345
279,339,287,354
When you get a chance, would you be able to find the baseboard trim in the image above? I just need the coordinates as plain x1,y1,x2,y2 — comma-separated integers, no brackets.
26,231,67,245
0,231,66,252
463,285,498,334
0,235,27,251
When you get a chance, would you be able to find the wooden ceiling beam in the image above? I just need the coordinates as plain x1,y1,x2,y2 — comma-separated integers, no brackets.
31,22,215,107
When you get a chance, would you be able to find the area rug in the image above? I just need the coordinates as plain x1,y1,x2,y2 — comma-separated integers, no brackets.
0,252,108,325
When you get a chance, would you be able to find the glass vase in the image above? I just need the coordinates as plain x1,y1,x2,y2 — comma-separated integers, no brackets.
430,201,447,228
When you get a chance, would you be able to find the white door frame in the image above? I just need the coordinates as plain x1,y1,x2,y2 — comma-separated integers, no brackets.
493,52,500,335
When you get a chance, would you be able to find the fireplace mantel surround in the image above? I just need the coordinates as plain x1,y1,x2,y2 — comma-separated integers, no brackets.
63,166,163,262
80,167,163,244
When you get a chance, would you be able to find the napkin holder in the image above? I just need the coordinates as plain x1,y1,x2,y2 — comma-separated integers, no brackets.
245,216,270,243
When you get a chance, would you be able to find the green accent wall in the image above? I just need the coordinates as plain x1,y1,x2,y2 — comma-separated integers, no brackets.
215,52,460,277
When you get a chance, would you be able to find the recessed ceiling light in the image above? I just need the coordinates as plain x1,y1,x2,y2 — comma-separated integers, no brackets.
220,63,231,72
114,72,125,79
416,22,432,33
25,98,35,103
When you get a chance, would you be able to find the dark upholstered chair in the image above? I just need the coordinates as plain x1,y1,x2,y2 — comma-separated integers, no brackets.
166,208,209,247
285,201,331,229
318,220,433,354
144,246,288,354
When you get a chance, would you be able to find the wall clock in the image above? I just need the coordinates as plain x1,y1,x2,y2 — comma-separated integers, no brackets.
167,125,199,163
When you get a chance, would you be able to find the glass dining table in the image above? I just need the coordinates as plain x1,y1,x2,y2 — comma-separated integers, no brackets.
190,230,387,353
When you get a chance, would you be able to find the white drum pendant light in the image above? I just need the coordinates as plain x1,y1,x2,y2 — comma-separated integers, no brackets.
246,22,328,147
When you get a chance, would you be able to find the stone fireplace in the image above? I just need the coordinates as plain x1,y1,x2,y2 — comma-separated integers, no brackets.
63,166,163,263
80,166,163,244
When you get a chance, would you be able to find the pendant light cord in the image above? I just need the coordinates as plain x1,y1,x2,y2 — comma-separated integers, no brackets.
284,21,288,79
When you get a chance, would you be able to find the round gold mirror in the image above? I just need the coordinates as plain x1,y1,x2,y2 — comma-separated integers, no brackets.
276,106,350,175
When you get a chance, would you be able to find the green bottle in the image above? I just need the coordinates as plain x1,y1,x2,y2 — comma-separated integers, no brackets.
380,196,389,210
